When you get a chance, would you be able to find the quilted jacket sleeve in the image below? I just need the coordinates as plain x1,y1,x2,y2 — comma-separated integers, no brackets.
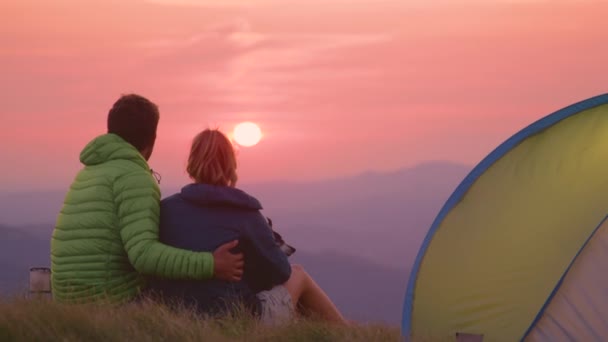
113,170,215,279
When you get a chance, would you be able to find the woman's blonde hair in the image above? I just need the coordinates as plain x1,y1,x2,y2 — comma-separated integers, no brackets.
187,129,238,187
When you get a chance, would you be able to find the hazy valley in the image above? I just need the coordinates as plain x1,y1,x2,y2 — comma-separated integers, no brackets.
0,161,470,324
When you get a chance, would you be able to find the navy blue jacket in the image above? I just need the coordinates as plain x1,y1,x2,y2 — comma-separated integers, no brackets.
146,183,292,315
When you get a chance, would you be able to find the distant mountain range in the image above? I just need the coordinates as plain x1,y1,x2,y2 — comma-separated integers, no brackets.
0,224,52,295
291,251,409,324
242,161,471,269
0,161,471,324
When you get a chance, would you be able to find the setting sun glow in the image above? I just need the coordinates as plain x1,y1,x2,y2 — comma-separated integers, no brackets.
233,122,263,147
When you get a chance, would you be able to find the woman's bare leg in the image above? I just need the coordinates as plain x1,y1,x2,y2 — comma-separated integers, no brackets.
283,264,347,324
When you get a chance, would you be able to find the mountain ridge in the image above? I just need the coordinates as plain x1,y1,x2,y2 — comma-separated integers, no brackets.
0,161,471,324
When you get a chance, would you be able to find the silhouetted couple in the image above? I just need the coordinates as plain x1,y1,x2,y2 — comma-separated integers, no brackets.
51,94,345,325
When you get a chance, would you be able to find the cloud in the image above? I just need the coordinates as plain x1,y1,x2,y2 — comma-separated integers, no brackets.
129,15,393,120
1,0,608,189
144,0,276,7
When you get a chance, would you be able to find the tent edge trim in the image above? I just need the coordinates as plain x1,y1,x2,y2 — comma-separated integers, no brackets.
401,93,608,337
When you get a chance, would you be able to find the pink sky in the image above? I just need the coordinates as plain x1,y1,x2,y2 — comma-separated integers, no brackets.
1,0,607,191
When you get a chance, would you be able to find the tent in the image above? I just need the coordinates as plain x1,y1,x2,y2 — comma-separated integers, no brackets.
402,94,608,341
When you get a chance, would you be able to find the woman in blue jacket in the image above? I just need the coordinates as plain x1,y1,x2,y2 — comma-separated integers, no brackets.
147,129,345,325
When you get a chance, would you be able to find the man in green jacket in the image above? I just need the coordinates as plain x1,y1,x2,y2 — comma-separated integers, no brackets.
51,94,243,303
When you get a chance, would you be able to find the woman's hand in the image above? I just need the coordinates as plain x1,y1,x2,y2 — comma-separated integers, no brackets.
212,240,244,282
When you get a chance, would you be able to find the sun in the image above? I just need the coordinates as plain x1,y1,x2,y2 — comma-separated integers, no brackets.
233,122,263,147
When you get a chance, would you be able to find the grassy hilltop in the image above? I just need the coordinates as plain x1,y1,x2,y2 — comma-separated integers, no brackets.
0,298,401,342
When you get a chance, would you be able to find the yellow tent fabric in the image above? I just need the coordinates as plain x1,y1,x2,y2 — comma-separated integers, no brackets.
402,94,608,341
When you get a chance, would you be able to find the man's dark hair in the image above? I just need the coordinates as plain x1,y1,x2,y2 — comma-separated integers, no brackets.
107,94,160,151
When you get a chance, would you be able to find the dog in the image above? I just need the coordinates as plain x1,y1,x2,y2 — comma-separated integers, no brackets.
266,217,296,257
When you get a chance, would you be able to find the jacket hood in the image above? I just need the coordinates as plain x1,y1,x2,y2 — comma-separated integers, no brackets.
80,133,149,170
180,183,263,210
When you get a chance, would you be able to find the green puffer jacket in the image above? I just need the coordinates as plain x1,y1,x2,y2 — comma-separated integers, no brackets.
51,133,214,303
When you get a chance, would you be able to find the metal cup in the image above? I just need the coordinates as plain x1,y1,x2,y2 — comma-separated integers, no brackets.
29,267,52,299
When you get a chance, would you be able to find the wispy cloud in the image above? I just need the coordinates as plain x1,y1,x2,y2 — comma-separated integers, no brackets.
1,0,607,190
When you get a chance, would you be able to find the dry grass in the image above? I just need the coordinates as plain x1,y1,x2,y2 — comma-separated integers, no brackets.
0,297,402,342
